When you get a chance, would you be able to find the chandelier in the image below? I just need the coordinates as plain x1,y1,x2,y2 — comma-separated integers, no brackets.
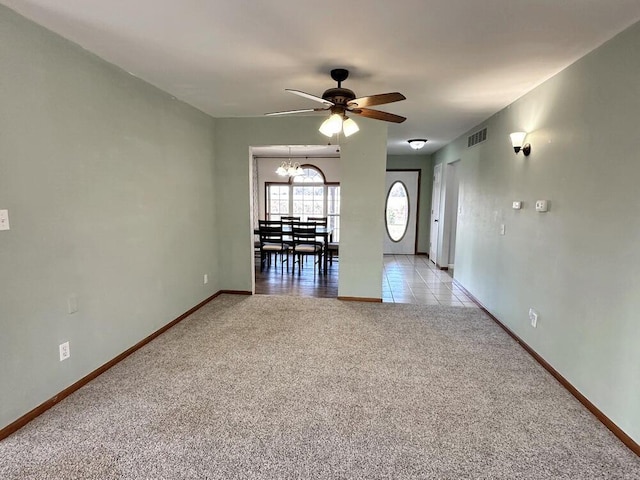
276,160,304,177
275,147,304,177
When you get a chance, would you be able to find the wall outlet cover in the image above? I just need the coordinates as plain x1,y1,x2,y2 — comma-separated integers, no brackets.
0,209,9,231
535,200,549,212
59,342,70,361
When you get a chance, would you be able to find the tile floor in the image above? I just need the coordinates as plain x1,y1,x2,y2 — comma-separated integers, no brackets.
383,255,478,307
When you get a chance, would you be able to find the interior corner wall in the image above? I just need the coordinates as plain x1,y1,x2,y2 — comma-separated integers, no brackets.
433,21,640,444
0,6,218,431
386,154,434,254
213,116,387,299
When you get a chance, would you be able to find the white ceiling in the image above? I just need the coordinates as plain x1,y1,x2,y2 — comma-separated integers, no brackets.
4,0,640,155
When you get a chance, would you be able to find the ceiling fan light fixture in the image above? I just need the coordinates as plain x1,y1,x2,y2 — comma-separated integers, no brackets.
408,139,427,150
342,117,359,137
319,113,343,137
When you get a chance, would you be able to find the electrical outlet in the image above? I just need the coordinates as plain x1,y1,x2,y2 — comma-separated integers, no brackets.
203,274,208,284
500,224,506,235
0,209,9,231
59,342,70,361
529,308,538,328
535,200,549,212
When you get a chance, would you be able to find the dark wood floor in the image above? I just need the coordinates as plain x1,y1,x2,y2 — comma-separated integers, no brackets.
254,254,338,298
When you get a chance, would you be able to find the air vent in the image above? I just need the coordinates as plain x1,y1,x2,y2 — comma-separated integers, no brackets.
467,127,487,148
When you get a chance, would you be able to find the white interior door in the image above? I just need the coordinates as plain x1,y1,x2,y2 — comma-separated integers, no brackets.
429,164,442,263
384,171,419,254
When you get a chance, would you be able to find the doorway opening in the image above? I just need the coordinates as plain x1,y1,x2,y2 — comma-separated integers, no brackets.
251,145,341,298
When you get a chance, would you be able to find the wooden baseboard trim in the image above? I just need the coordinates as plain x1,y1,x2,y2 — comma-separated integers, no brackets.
0,290,227,441
453,280,640,457
337,296,383,303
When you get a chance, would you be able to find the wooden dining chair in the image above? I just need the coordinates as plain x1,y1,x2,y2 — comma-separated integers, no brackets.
258,220,289,273
307,216,327,226
291,222,323,274
280,216,300,247
307,216,329,263
327,241,339,265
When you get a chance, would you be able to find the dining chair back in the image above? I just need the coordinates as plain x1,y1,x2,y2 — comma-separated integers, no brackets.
307,216,328,226
280,216,300,246
258,220,289,273
281,216,301,225
291,222,323,274
307,216,329,251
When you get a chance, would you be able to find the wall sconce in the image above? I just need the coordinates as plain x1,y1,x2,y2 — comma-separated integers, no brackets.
408,139,428,150
510,132,531,156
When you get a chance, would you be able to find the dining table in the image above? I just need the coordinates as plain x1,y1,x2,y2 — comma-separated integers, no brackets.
254,225,333,274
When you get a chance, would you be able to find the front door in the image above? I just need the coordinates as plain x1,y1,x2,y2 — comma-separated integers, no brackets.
384,170,419,254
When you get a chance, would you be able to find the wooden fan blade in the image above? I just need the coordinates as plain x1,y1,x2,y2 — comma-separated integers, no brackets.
348,92,406,108
353,107,406,123
264,108,327,116
286,89,334,106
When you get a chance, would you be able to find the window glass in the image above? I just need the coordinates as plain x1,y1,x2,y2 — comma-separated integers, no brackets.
385,181,409,242
266,165,339,241
267,185,289,220
327,186,340,242
293,167,325,183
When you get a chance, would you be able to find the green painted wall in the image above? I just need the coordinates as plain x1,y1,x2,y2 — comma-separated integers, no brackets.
434,22,640,443
386,154,434,254
0,6,218,430
214,116,388,299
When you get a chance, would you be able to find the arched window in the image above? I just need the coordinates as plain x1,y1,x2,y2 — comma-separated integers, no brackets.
292,166,325,183
266,164,340,240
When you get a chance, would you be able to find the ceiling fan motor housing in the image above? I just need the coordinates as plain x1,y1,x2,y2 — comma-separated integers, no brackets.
322,87,356,108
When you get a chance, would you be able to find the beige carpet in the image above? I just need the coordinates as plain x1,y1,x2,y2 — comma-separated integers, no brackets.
1,294,638,479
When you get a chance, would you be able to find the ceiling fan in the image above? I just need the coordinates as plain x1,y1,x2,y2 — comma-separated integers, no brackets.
265,69,406,137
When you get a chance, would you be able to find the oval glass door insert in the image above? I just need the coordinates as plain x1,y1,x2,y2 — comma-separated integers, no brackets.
385,181,409,242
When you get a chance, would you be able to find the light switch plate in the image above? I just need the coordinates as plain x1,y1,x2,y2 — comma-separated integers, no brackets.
0,210,9,230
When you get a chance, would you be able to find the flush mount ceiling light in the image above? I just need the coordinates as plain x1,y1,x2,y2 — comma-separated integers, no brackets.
510,132,531,156
408,139,428,150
